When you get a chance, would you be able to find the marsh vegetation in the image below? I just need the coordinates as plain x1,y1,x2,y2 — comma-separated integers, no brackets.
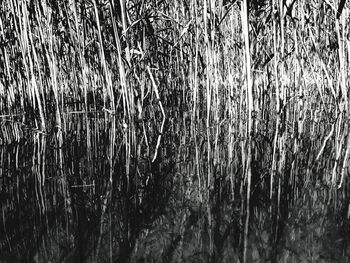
1,0,350,262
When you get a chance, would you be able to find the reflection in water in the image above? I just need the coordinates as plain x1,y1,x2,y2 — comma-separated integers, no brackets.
1,114,350,262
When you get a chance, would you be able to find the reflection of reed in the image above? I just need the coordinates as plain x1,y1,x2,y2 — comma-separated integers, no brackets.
32,133,47,214
0,108,349,262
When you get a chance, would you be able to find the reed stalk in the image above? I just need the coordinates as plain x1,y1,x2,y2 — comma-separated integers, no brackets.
1,0,350,194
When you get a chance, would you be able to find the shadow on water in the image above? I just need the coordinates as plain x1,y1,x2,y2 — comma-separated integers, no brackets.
0,114,173,263
1,113,350,262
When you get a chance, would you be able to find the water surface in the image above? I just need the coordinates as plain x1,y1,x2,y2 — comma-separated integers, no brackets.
1,113,350,262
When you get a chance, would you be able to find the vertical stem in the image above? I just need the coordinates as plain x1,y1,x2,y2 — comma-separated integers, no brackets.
271,0,280,201
335,16,347,112
241,0,252,262
92,0,115,110
204,0,212,188
192,0,199,126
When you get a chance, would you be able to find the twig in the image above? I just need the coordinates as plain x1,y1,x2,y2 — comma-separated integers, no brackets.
315,123,335,161
147,66,166,163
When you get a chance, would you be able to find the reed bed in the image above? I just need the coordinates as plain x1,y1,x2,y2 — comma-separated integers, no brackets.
1,0,350,203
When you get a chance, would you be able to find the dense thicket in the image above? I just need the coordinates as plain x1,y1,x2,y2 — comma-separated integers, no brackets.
1,0,349,190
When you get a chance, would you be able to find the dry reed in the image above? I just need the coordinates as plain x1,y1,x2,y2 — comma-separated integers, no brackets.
0,0,349,196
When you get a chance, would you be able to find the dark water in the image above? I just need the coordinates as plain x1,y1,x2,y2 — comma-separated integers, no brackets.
1,114,350,262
